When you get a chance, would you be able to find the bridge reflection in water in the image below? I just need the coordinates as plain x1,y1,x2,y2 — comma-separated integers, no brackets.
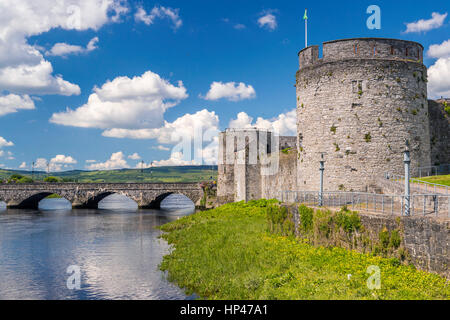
33,193,196,214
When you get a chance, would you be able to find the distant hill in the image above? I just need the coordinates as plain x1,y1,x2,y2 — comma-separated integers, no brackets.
0,165,218,183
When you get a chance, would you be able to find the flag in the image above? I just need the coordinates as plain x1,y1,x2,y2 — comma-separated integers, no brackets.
303,9,308,20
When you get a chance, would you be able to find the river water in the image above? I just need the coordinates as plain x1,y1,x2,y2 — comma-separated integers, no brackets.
0,194,195,300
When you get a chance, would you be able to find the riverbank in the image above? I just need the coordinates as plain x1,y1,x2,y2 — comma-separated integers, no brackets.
160,200,449,300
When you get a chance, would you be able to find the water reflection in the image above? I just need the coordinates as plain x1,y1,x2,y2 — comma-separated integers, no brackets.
98,194,138,211
161,194,195,213
0,201,6,211
0,196,196,300
38,198,72,211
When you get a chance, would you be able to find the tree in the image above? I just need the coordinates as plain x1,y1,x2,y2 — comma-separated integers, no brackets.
18,176,34,184
44,176,60,183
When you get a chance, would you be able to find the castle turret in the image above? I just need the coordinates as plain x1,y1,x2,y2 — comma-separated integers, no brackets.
296,38,431,192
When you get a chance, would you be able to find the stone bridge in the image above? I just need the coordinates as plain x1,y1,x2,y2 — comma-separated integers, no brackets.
0,183,204,209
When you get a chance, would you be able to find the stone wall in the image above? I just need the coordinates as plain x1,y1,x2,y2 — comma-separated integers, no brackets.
218,129,295,203
285,205,449,279
296,38,430,193
261,151,298,200
428,99,450,166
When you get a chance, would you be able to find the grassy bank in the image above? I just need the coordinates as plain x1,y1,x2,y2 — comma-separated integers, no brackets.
417,175,450,187
160,201,449,300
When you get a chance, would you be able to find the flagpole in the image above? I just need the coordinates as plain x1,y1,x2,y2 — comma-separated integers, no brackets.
305,16,307,48
304,9,308,48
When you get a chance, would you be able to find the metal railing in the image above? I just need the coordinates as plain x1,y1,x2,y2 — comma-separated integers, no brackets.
412,164,450,178
279,191,450,218
386,173,449,195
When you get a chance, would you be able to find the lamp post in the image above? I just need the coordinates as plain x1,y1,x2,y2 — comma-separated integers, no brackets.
319,153,325,207
404,140,411,216
31,161,35,181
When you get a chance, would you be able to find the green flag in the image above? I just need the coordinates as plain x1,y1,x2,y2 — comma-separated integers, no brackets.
303,9,308,20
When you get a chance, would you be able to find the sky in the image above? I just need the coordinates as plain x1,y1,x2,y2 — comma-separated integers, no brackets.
0,0,449,172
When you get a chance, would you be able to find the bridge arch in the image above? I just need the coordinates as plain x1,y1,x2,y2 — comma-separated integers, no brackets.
17,192,66,209
81,192,116,209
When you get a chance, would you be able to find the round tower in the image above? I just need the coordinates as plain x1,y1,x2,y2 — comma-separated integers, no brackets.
296,38,431,192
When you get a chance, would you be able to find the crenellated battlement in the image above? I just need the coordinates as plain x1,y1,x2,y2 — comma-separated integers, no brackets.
298,38,424,69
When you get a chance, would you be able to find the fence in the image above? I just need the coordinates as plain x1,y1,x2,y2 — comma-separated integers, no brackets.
279,191,450,219
412,164,450,178
386,173,449,195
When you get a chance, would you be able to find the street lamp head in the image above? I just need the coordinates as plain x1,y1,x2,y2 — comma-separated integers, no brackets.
404,139,410,151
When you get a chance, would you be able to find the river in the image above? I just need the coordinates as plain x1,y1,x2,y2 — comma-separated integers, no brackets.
0,194,196,300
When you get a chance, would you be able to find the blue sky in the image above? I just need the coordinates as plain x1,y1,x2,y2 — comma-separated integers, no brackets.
0,0,449,171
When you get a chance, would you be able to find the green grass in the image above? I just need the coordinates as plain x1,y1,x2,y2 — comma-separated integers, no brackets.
160,201,450,300
45,194,62,199
0,166,217,183
415,175,450,187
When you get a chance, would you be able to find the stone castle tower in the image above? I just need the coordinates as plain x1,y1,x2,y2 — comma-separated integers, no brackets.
218,37,449,203
296,38,431,192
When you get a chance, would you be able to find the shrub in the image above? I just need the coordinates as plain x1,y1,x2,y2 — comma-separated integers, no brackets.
379,228,390,249
444,102,450,116
44,176,60,183
298,205,313,233
335,209,361,234
267,204,295,236
17,176,33,183
313,209,333,240
389,230,401,249
364,133,372,143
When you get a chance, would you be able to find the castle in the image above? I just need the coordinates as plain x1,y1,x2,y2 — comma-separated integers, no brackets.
218,38,450,204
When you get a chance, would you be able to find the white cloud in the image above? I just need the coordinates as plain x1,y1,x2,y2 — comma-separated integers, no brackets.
153,145,170,151
135,5,182,30
0,94,35,116
103,109,220,165
0,60,81,96
202,81,256,101
50,70,188,130
102,109,219,143
46,37,99,57
128,152,141,160
32,154,77,172
0,136,14,148
229,109,297,136
85,160,97,163
50,154,77,165
85,151,129,170
34,158,48,170
0,0,127,96
0,150,13,159
258,13,277,30
19,161,27,169
234,24,246,30
152,151,198,167
427,39,450,59
428,57,450,98
404,12,447,33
